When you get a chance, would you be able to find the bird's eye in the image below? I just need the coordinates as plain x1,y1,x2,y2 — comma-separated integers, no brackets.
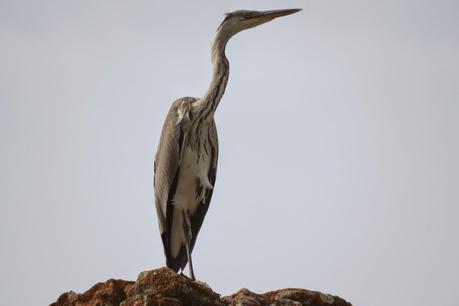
243,12,252,19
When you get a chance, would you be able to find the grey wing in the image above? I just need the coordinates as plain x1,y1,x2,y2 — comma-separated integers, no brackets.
154,99,190,235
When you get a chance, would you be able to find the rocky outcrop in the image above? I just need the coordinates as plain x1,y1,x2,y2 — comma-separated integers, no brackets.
51,267,352,306
51,278,133,306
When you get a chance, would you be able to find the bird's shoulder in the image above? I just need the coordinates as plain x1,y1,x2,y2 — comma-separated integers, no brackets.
156,96,197,148
155,97,197,160
170,96,198,120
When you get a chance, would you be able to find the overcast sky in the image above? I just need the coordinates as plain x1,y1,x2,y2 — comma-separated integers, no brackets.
1,1,458,305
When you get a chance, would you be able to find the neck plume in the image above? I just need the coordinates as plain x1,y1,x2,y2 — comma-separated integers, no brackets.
195,30,230,120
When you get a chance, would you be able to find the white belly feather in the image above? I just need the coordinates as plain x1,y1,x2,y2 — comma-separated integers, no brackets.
170,144,213,257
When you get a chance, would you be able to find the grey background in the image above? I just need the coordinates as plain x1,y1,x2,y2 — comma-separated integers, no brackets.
1,1,458,305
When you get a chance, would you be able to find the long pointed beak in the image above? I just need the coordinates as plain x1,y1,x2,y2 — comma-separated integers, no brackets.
255,8,302,20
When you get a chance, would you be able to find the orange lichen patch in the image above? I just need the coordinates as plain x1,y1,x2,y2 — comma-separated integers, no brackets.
51,279,134,306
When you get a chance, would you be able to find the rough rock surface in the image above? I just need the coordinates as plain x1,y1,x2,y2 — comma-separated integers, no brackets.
51,267,352,306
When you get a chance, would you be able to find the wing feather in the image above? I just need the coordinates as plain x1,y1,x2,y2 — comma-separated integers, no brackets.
154,97,195,268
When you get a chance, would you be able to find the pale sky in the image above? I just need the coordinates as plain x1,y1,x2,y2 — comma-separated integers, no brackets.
1,1,458,305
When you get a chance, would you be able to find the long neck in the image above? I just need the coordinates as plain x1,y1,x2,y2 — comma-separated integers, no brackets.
195,30,230,120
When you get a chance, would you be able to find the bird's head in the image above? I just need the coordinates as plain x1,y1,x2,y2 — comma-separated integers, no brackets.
217,8,302,38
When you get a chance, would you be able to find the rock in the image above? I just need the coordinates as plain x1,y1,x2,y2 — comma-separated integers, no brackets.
122,267,224,306
51,267,352,306
223,288,352,306
263,288,352,306
51,279,133,306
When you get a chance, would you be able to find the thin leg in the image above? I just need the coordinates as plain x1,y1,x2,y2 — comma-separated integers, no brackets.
183,211,196,281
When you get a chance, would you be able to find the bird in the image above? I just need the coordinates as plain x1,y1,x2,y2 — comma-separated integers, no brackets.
153,8,302,280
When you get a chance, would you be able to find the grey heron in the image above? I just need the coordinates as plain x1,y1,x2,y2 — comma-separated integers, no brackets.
154,8,301,280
